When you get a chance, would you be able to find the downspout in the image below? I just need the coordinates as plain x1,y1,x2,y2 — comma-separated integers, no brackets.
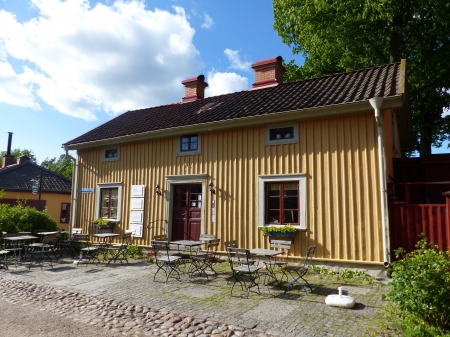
63,145,77,238
369,97,391,267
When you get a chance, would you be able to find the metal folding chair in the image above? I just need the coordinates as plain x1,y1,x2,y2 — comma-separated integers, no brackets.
190,238,220,279
262,239,292,285
151,240,182,282
106,231,132,265
76,234,101,266
28,233,61,269
226,247,262,298
284,245,316,295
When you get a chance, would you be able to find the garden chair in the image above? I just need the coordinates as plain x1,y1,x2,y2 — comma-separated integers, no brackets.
28,233,61,269
190,238,221,279
76,234,101,266
284,245,316,295
262,239,292,285
153,234,168,241
224,239,256,266
106,231,133,265
226,247,262,298
151,240,182,283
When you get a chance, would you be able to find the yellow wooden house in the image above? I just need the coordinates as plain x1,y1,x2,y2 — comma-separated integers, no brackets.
63,56,413,272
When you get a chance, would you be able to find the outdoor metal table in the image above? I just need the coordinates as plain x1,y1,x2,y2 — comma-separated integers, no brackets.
169,240,204,273
91,233,121,262
3,235,39,265
250,248,283,284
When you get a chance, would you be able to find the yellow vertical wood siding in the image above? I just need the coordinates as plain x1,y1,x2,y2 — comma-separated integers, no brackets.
74,110,384,263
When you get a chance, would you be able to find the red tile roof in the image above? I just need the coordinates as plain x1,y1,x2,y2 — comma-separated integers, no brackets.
64,61,405,147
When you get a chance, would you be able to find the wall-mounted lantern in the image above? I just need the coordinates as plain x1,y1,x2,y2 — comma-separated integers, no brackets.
209,182,215,194
155,184,162,196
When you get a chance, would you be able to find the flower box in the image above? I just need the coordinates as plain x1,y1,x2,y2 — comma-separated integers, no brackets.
263,231,296,238
261,224,297,239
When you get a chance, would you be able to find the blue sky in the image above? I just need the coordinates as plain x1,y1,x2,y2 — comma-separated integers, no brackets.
0,0,448,162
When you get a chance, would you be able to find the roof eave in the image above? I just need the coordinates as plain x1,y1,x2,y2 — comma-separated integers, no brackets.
64,95,405,151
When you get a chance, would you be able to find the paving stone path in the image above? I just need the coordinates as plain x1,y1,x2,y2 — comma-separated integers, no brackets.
0,259,389,336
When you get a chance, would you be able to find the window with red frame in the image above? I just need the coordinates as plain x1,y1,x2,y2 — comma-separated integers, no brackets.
100,188,118,219
266,182,299,225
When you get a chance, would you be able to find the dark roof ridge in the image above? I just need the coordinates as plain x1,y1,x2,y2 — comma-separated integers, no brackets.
0,160,72,183
278,61,401,85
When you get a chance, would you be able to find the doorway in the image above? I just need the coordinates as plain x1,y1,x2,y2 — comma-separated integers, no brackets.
172,184,202,240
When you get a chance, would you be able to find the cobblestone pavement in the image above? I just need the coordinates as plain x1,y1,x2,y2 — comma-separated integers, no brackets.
0,259,388,336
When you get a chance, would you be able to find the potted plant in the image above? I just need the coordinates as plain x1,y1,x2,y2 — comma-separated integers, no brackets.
261,224,297,238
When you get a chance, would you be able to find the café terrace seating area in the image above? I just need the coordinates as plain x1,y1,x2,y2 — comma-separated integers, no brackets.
1,229,317,298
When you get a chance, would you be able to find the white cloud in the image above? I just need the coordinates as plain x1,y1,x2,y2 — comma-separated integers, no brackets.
205,70,248,97
0,0,201,121
201,12,213,29
224,49,251,71
0,62,41,110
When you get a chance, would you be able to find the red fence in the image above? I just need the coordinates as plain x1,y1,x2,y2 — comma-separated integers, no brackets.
389,203,450,255
390,155,450,257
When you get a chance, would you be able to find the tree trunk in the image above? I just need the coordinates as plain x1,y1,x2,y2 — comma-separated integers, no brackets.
420,139,432,155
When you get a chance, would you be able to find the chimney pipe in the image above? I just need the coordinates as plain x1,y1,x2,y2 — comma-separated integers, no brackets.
2,132,14,168
6,132,13,155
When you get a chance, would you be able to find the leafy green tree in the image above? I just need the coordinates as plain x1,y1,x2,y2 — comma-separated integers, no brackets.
41,155,73,179
0,148,37,163
273,0,450,155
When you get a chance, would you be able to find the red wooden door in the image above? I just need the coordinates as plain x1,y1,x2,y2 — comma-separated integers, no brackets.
172,185,202,240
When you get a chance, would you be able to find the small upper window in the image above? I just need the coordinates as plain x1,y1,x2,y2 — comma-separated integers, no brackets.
177,134,201,156
269,127,294,141
102,147,120,162
181,134,198,152
265,123,298,146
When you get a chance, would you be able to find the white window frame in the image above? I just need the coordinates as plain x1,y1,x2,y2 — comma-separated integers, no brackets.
102,147,120,162
176,134,201,156
258,174,306,229
95,182,123,220
265,122,299,146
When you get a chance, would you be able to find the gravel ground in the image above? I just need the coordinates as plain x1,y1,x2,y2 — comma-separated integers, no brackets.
0,298,122,337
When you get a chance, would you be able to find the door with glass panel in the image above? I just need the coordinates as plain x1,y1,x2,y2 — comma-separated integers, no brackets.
172,185,202,240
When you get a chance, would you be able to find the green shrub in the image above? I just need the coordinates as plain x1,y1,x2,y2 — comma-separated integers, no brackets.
126,244,143,258
0,202,58,234
385,234,450,333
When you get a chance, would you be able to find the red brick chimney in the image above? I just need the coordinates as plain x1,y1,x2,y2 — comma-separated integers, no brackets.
251,56,286,89
181,75,208,103
17,155,30,164
2,132,14,169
